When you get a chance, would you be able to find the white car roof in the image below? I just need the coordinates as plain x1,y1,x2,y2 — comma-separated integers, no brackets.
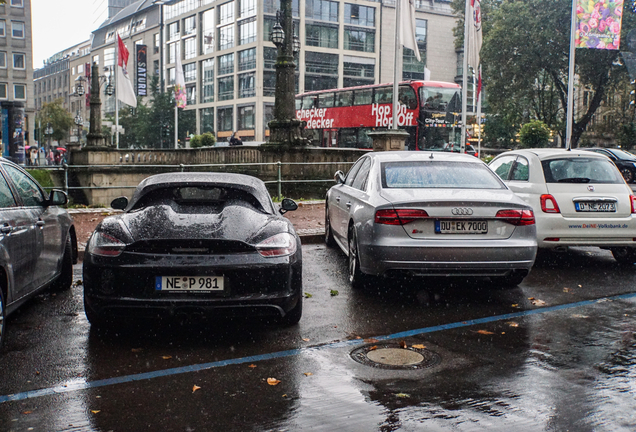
500,148,609,161
364,151,483,163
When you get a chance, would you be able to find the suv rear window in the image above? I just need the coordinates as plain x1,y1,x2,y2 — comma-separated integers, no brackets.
541,158,624,184
382,161,505,189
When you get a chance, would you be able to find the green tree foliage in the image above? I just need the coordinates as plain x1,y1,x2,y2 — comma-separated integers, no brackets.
483,114,519,148
519,120,551,148
452,0,635,148
37,99,74,142
116,75,196,149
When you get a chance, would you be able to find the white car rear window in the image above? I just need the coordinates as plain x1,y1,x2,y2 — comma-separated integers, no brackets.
541,158,624,184
382,161,505,189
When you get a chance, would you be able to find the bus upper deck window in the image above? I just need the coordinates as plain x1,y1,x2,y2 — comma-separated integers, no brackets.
303,95,317,109
336,91,353,107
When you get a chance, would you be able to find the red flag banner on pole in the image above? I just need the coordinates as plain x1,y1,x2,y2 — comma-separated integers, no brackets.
576,0,624,49
117,34,137,107
398,0,421,62
467,0,482,71
174,48,187,109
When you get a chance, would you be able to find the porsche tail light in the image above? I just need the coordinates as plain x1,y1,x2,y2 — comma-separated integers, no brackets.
540,194,561,213
495,209,535,226
631,195,636,214
256,233,297,257
86,232,126,257
374,209,429,225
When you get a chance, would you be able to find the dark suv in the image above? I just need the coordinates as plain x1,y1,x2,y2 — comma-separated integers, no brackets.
581,148,636,183
0,158,77,347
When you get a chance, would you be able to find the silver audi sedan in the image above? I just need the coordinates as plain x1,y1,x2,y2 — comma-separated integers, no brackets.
325,151,538,288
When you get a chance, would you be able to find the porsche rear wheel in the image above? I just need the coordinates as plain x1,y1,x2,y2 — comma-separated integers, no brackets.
611,247,636,265
84,296,106,327
51,237,73,292
325,204,336,247
281,296,303,326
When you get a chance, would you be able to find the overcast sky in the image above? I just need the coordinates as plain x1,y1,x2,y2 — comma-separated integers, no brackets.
31,0,108,69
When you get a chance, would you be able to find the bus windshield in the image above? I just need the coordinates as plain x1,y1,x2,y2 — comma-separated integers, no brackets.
420,87,460,112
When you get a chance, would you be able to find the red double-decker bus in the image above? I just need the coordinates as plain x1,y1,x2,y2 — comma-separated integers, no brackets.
295,80,462,151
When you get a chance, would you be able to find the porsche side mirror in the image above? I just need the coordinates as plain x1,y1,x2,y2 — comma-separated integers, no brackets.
334,170,345,184
279,198,298,215
48,190,68,206
111,196,129,210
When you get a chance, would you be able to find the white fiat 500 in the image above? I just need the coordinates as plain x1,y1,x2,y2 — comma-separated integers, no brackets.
489,149,636,264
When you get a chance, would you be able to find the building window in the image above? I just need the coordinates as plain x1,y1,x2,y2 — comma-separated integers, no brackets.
184,37,196,59
403,20,427,80
344,28,375,52
344,4,375,27
238,72,255,98
0,21,5,37
239,17,256,45
168,67,175,85
306,24,338,48
201,58,215,103
219,1,235,25
13,53,24,69
201,107,214,133
238,48,256,71
14,84,25,99
306,0,339,22
10,0,24,7
11,21,25,38
218,53,234,75
186,84,196,105
217,106,233,132
78,63,84,74
343,60,375,88
0,83,6,99
0,52,6,68
184,62,196,82
154,33,160,53
218,76,234,101
238,105,255,129
305,51,338,75
168,42,177,64
201,9,215,55
263,71,275,97
93,55,99,65
240,0,256,18
184,16,196,35
168,21,180,41
219,25,234,50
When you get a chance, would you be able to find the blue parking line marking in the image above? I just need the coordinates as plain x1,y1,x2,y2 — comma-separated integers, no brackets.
2,292,635,404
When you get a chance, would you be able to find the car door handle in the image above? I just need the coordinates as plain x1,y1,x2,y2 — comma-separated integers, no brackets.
1,225,12,234
36,220,45,227
335,197,341,202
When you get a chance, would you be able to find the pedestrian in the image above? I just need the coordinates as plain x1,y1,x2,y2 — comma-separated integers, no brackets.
229,132,242,146
30,148,37,166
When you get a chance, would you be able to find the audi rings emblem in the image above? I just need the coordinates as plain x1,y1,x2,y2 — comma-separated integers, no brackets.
451,207,474,215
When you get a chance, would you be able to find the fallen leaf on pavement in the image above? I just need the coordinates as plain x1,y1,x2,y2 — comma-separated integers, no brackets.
162,355,172,360
364,338,379,343
304,292,313,298
508,322,519,327
22,411,32,415
302,338,310,342
396,393,410,398
192,385,201,393
563,287,571,293
330,289,339,296
412,344,426,349
528,297,535,300
399,340,407,348
578,284,582,287
304,372,313,376
248,364,257,368
369,345,377,351
91,410,100,414
131,348,142,353
531,299,547,306
512,304,519,308
267,378,281,386
476,330,495,335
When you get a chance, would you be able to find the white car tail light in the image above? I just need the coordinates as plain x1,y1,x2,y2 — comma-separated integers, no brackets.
540,194,561,213
631,195,636,214
86,232,126,257
256,233,297,257
495,209,535,226
375,209,429,225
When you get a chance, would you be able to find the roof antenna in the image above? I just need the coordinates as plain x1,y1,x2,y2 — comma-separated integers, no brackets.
429,152,434,159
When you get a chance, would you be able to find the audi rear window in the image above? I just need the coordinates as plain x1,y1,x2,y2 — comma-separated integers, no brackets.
541,158,624,184
381,161,506,189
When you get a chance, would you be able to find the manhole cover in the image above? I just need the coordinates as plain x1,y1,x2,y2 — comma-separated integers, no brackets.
351,343,441,370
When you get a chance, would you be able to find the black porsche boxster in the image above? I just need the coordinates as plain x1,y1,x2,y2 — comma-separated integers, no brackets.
83,172,303,326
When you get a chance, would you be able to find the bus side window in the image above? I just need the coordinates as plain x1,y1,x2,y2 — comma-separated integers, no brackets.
303,95,317,109
399,86,417,109
319,92,335,108
336,91,353,107
354,89,373,105
374,87,392,104
295,98,302,110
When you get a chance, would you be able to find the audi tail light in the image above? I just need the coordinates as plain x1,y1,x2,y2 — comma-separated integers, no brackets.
375,209,429,225
540,194,561,213
495,209,535,226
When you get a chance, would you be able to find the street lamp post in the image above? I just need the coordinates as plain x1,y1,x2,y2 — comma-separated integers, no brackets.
86,63,115,148
268,0,307,146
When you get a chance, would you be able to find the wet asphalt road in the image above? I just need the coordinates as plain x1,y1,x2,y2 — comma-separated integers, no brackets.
1,244,636,431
